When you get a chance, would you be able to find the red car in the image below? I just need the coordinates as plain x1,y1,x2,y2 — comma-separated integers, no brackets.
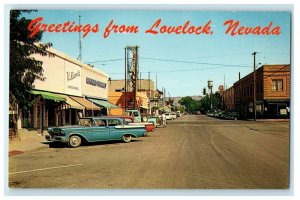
109,116,155,132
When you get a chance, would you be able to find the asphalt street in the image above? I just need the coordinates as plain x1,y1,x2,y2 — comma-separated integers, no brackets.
8,115,290,189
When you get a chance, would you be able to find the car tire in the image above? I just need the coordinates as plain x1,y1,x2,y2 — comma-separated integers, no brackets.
122,134,132,143
68,135,82,148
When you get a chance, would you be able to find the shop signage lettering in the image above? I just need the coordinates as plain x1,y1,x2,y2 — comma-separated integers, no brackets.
67,70,80,81
86,78,106,89
67,85,79,90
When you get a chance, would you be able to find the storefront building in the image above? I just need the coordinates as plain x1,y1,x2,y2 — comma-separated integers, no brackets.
20,47,111,130
230,64,290,119
108,79,163,115
223,86,235,111
108,91,149,115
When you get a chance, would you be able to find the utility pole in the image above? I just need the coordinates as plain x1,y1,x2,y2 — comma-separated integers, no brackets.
208,80,213,110
124,48,127,112
239,72,242,117
148,72,151,115
252,52,257,121
156,74,157,91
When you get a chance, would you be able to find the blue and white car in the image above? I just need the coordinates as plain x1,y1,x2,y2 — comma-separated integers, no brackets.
45,117,147,148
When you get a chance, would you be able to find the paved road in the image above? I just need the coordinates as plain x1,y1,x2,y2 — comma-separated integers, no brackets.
8,115,290,189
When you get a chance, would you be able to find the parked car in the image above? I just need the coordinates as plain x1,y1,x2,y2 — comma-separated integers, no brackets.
45,117,147,148
215,111,225,118
119,116,155,132
165,113,173,120
124,109,158,127
224,112,240,120
206,110,214,117
176,111,181,117
219,111,230,119
170,112,177,120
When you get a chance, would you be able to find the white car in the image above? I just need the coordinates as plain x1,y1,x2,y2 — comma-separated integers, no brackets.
170,112,177,120
165,113,172,120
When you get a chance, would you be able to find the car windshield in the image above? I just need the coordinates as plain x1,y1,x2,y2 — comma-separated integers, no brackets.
123,119,129,125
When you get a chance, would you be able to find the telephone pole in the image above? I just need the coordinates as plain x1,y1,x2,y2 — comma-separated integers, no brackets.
252,52,257,121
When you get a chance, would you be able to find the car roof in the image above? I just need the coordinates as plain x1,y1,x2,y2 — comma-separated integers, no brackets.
80,117,123,120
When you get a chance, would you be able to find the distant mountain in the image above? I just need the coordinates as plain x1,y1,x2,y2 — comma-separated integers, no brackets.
169,96,202,105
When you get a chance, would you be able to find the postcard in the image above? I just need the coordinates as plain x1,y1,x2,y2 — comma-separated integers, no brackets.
7,8,291,193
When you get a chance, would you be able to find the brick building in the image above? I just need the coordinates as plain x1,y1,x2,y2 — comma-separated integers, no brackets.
225,64,290,119
223,86,235,111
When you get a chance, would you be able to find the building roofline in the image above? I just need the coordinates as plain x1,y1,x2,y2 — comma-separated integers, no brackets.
45,46,109,78
232,64,290,87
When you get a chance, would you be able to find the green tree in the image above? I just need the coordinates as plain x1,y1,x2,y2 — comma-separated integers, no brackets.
10,10,52,106
179,96,201,114
9,10,52,131
199,92,222,113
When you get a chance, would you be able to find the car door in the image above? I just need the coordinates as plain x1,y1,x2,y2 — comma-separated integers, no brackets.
77,118,94,141
108,119,123,140
90,119,110,141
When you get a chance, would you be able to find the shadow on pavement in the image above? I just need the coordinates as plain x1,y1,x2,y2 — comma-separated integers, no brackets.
45,139,143,149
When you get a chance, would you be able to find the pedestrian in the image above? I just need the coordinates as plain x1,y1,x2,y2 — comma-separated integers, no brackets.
162,112,167,128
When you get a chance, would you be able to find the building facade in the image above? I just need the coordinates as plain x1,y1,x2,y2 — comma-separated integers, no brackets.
20,47,110,130
223,86,235,111
228,64,290,119
108,79,163,115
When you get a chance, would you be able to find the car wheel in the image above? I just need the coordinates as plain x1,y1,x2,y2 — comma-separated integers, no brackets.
122,134,132,143
68,135,81,148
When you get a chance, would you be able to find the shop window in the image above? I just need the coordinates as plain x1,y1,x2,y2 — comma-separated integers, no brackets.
272,79,283,92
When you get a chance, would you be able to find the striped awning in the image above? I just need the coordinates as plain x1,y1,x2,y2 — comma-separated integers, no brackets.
70,96,101,110
87,98,119,108
56,94,85,110
31,90,66,102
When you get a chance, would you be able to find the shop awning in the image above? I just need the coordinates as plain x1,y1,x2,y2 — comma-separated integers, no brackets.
70,96,101,110
140,105,149,109
31,90,66,102
57,94,85,110
87,98,119,108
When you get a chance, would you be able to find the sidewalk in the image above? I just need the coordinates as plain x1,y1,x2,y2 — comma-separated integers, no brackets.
246,119,290,122
9,129,48,156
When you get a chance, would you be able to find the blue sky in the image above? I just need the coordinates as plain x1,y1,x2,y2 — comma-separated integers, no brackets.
22,10,291,97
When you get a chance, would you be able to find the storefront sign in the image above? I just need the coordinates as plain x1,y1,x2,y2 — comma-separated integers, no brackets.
67,85,79,90
67,70,80,81
86,77,107,89
280,109,287,115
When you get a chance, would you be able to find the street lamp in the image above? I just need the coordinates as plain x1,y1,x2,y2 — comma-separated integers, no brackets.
208,80,213,110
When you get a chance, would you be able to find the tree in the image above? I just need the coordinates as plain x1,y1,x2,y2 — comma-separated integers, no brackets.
199,92,222,113
179,96,201,114
10,10,53,106
9,10,52,131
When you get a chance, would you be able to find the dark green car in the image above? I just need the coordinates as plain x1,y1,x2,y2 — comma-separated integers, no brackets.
45,117,147,148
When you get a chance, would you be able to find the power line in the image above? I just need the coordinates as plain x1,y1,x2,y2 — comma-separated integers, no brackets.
140,57,250,68
86,58,123,64
108,65,251,74
85,51,290,65
87,57,250,70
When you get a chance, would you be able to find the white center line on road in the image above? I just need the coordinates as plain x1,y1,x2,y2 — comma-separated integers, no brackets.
9,163,84,175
